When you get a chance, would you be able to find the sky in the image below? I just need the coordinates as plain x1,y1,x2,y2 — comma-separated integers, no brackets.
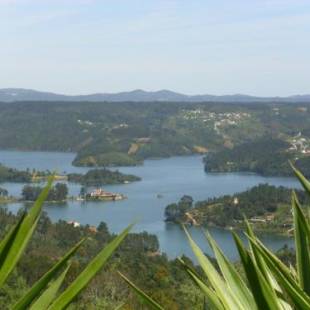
0,0,310,96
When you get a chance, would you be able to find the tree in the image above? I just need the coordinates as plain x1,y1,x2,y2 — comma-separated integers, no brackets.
0,187,8,197
79,186,86,197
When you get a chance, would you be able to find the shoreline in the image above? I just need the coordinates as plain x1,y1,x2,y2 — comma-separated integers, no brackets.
166,220,294,237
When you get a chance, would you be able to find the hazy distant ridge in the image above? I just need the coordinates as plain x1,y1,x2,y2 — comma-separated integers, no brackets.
1,88,310,102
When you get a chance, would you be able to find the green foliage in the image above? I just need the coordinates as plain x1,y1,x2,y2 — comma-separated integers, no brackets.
0,178,134,309
0,177,53,287
5,101,310,167
22,183,69,202
118,272,164,310
205,136,310,177
68,168,140,185
0,187,8,197
165,184,309,233
48,223,133,310
165,195,194,222
73,152,141,167
0,204,202,308
126,165,310,309
180,166,310,309
13,239,86,310
0,164,32,183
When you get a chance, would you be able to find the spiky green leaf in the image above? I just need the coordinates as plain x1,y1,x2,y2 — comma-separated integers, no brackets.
290,162,310,195
118,272,164,310
48,223,133,310
292,191,310,294
178,258,224,310
184,227,240,309
30,264,71,310
247,235,310,309
13,238,86,310
205,231,257,309
233,232,282,310
0,177,53,287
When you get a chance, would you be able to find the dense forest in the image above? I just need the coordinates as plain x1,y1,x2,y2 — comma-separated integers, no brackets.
0,163,140,187
0,101,310,172
22,183,69,202
0,164,32,183
204,137,310,176
0,208,204,309
165,184,309,233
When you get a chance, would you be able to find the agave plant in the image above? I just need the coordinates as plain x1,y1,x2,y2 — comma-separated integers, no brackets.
0,176,132,309
123,165,310,309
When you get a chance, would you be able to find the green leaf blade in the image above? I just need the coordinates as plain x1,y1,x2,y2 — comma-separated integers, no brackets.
13,238,86,310
205,232,256,310
292,192,310,294
29,264,71,310
118,272,164,310
48,223,133,310
0,177,53,287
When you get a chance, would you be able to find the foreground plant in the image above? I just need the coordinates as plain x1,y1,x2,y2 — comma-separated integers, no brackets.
124,165,310,309
0,176,132,309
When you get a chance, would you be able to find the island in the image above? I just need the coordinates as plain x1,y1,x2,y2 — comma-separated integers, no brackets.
0,164,32,183
22,183,69,202
67,168,141,185
83,188,126,201
0,163,141,186
164,184,309,234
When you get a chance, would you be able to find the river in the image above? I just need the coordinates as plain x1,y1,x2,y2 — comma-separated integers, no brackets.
0,150,299,261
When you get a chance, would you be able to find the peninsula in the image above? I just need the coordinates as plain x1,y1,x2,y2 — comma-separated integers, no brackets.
164,184,309,234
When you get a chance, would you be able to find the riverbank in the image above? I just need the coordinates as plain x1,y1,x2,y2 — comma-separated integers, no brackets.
164,184,306,236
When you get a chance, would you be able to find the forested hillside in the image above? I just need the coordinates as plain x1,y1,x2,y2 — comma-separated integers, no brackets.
0,101,310,172
165,184,310,233
204,137,310,176
0,208,203,309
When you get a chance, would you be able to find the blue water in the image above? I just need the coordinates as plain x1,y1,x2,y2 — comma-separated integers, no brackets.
0,150,298,260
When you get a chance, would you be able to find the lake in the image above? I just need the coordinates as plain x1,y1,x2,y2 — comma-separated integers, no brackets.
0,150,299,261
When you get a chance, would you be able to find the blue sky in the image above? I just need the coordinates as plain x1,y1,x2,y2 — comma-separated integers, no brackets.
0,0,310,96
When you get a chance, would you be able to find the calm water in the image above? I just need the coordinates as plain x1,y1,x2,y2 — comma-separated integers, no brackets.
0,150,299,260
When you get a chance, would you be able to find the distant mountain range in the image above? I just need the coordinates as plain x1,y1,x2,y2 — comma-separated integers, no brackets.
1,88,310,103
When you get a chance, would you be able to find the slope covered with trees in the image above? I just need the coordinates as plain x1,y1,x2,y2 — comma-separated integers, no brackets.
0,208,203,309
1,101,310,171
204,137,310,176
165,184,310,233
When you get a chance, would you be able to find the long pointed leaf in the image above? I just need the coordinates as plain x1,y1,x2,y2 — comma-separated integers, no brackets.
290,162,310,195
245,220,283,294
48,223,133,310
205,231,257,310
0,212,26,268
118,272,164,310
292,191,310,294
13,238,86,310
178,258,225,310
113,303,125,310
247,235,310,309
184,227,240,309
233,232,281,310
30,264,71,310
0,177,53,287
